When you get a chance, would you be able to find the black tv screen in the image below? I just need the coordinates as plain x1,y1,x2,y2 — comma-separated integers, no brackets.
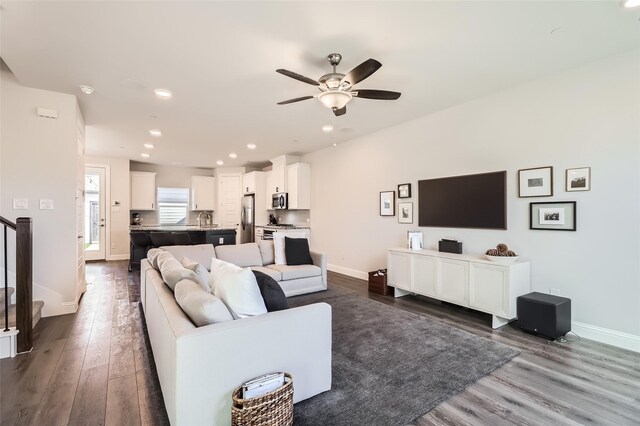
418,171,507,229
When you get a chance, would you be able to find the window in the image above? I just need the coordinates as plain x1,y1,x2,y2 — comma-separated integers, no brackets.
157,187,189,224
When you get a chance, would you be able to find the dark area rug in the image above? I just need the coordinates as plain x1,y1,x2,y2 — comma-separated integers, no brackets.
288,288,519,426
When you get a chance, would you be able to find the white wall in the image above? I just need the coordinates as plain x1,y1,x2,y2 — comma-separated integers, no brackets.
302,51,640,343
1,64,81,312
85,155,130,259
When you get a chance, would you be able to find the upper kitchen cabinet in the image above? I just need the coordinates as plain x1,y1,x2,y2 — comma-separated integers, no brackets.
264,170,274,210
191,176,216,211
287,163,311,209
242,171,262,195
130,171,157,210
268,156,288,194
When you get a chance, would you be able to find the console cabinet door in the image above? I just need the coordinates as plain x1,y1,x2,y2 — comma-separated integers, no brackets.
411,255,436,297
437,259,469,306
469,264,508,317
388,251,411,291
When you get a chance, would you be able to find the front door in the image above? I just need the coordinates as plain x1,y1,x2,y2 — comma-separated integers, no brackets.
85,166,106,261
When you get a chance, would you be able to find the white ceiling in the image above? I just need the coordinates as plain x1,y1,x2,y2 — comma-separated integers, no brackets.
2,1,638,168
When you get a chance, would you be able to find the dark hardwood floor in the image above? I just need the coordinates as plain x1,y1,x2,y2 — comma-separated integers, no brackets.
1,260,639,425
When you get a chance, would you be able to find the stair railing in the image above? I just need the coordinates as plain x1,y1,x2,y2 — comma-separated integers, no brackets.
1,216,33,353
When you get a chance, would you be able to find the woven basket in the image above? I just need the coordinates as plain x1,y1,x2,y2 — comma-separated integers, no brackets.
231,373,294,426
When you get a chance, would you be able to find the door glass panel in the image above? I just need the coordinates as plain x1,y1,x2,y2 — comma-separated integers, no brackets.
84,173,100,252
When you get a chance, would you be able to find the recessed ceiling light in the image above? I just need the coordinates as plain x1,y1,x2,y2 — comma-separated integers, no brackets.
143,143,155,149
622,0,640,7
79,85,94,95
322,124,333,133
149,129,162,137
140,153,151,158
216,160,224,166
154,88,172,99
229,153,238,159
246,143,257,150
332,142,337,147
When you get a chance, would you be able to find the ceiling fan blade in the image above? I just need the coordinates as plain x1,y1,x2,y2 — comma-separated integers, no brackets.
333,106,346,116
277,96,314,105
352,89,401,100
341,59,382,86
276,69,319,86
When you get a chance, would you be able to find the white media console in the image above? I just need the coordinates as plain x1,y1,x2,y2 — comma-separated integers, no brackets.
387,248,531,329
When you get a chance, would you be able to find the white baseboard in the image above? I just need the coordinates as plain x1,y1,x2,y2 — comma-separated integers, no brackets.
327,263,368,281
571,321,640,353
107,254,130,261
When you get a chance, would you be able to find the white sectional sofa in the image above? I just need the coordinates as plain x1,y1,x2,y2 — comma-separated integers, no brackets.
162,240,327,297
139,243,332,425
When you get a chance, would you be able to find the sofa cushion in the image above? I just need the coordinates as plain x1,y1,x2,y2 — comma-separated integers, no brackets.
146,248,165,270
174,279,233,326
160,244,216,271
178,257,211,291
250,266,282,282
215,243,263,268
273,232,306,265
252,271,288,312
258,240,275,266
212,260,267,319
284,237,313,266
157,251,200,291
266,264,322,281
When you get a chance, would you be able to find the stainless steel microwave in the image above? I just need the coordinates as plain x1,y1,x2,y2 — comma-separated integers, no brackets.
272,192,288,210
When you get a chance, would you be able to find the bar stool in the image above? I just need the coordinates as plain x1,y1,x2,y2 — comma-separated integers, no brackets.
129,232,151,272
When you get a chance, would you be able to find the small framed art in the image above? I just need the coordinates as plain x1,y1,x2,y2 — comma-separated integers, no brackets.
398,183,411,198
380,191,395,216
530,201,576,231
519,166,553,197
398,202,413,224
566,167,590,192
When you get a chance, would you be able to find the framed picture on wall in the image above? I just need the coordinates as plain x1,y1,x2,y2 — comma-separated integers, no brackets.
566,167,591,192
398,183,411,198
380,191,395,216
518,166,553,197
398,202,413,223
530,201,576,231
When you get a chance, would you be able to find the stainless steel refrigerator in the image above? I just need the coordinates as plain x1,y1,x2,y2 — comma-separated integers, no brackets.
240,195,255,243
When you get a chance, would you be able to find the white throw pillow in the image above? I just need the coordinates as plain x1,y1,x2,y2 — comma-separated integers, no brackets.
157,251,200,291
212,263,267,319
174,279,233,326
273,232,306,265
209,258,241,294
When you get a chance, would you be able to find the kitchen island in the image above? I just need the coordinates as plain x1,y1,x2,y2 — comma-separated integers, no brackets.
129,225,237,270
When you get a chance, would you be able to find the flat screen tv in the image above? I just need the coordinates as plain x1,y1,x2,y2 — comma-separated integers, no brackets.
418,171,506,229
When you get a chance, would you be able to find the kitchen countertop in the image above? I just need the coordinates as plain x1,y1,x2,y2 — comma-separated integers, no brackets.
130,225,237,232
256,225,311,230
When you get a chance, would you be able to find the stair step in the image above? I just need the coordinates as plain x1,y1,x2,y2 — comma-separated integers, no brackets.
1,301,44,329
0,287,15,304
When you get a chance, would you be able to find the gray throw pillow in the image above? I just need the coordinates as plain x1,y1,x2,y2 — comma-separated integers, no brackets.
174,279,233,326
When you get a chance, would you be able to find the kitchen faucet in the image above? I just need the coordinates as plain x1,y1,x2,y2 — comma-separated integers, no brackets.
198,211,213,227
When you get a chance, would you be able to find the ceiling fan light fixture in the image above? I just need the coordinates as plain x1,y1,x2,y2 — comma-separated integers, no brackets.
318,91,352,110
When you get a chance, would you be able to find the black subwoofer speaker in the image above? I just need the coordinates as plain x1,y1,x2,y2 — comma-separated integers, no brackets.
517,292,571,340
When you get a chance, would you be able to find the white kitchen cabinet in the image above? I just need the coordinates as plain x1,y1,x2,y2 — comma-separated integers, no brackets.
255,227,264,242
264,171,274,210
287,163,311,210
387,248,530,329
436,258,469,306
242,172,257,194
191,176,216,211
270,158,287,194
130,172,157,210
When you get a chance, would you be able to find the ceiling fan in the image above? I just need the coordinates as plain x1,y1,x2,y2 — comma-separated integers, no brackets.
276,53,401,116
